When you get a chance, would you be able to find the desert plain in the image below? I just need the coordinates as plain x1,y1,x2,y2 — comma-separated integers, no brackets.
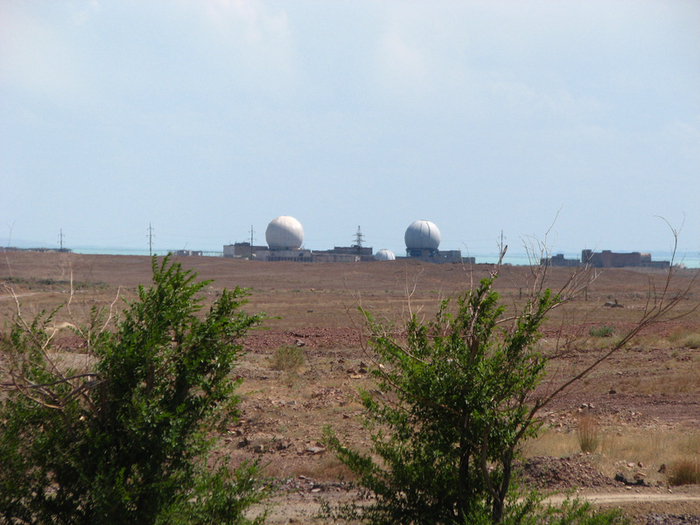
2,250,700,524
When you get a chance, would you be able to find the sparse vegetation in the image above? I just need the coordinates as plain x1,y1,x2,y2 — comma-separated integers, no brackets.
577,416,601,454
2,250,699,523
1,275,108,290
668,458,700,486
269,345,305,372
683,334,700,349
588,325,615,338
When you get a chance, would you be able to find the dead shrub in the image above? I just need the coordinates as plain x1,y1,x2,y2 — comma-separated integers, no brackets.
576,415,601,454
668,458,700,486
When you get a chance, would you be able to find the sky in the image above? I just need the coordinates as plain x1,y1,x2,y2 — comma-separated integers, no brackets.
1,0,699,261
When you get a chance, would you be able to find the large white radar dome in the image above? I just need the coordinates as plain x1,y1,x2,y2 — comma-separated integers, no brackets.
375,249,396,261
405,220,441,251
266,215,304,249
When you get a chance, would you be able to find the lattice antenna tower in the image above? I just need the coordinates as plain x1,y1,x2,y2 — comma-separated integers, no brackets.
353,226,364,248
58,229,65,251
148,223,154,256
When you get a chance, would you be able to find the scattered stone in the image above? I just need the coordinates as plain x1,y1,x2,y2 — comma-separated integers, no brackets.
614,472,648,486
521,457,622,490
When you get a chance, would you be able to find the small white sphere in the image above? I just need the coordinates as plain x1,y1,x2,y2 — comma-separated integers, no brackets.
405,220,441,250
266,216,304,249
375,249,396,261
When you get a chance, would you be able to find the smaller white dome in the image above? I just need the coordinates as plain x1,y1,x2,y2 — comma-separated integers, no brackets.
266,215,304,249
375,249,396,261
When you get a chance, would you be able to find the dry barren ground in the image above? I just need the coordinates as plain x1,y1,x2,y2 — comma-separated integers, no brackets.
2,251,700,524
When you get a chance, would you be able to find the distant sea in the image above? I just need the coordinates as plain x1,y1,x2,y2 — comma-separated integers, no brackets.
68,247,700,269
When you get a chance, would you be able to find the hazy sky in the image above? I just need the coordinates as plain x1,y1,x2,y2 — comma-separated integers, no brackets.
2,1,699,259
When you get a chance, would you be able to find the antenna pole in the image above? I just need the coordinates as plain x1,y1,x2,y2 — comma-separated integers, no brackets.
354,226,364,248
58,229,64,251
148,223,154,256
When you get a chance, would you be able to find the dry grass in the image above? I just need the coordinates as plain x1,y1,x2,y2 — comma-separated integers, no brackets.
615,368,700,395
668,458,700,486
683,334,700,350
576,415,601,453
588,325,615,338
269,345,305,373
524,425,700,487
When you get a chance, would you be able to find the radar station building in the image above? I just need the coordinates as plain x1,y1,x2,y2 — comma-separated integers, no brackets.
403,220,471,264
223,217,374,262
223,217,472,264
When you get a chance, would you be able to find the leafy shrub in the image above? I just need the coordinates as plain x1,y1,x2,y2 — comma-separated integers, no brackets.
0,256,267,525
325,274,628,524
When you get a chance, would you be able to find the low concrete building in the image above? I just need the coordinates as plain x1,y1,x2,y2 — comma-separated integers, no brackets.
582,250,670,269
223,242,268,258
542,254,580,267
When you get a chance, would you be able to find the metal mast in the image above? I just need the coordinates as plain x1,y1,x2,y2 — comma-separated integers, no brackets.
148,223,154,256
353,226,364,248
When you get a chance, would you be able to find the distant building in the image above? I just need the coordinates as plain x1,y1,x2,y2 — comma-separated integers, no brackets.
173,249,203,257
403,220,469,263
223,217,474,264
582,250,670,269
223,242,267,258
542,254,580,267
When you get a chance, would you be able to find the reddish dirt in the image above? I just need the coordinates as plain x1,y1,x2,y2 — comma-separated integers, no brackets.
2,251,700,523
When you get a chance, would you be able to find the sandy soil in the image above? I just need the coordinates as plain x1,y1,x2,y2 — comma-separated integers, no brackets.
2,250,700,523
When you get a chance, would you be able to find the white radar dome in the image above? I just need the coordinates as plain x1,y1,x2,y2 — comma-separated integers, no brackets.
375,249,396,261
266,215,304,249
405,220,441,251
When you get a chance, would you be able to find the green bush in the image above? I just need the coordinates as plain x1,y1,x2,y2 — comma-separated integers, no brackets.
0,256,267,525
325,274,628,525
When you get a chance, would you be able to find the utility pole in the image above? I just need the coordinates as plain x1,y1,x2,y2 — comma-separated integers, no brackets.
250,225,254,246
148,223,154,256
353,226,364,248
